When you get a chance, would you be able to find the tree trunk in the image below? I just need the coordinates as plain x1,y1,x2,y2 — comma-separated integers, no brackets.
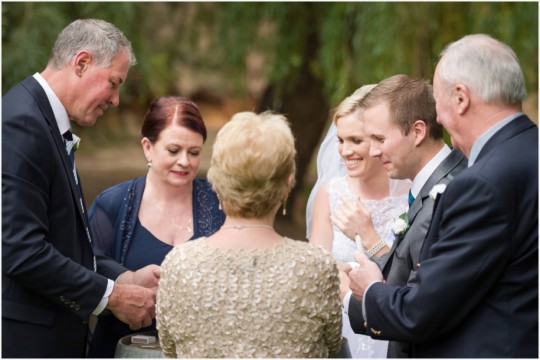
257,66,329,224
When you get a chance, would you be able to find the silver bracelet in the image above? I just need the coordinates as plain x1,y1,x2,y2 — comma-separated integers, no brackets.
365,239,387,258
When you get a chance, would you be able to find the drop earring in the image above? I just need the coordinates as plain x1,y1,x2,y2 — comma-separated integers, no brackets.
147,159,152,168
282,200,287,216
217,194,222,210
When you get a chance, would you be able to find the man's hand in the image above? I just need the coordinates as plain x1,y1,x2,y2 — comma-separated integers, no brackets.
349,251,384,302
116,264,160,288
107,283,156,330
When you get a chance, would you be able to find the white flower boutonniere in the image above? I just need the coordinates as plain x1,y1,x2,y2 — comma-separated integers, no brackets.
429,183,447,200
391,212,410,238
72,134,81,152
66,134,81,154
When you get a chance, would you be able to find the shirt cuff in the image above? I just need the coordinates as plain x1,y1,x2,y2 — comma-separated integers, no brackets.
342,290,352,315
362,280,382,321
92,279,114,315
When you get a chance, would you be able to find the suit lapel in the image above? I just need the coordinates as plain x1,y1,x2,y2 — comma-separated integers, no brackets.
408,149,465,224
21,77,89,231
384,149,466,272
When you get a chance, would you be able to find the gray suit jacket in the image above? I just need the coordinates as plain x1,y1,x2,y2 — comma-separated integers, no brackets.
384,149,467,287
350,148,467,358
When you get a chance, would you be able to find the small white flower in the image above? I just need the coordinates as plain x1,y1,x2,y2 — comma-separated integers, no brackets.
72,134,81,152
65,133,81,154
429,184,447,200
391,217,409,237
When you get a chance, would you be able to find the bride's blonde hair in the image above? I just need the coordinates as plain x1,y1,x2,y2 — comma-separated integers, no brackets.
332,84,377,124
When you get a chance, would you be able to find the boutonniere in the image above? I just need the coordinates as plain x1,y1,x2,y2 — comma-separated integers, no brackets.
429,184,447,200
391,212,410,238
72,134,81,152
66,133,81,154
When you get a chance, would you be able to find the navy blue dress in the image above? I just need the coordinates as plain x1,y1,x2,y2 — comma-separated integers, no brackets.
87,176,225,358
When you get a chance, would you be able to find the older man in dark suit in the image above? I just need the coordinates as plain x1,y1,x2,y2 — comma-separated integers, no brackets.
348,34,538,357
3,19,159,357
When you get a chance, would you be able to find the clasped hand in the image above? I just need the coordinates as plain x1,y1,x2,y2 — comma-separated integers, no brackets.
331,196,377,247
109,264,161,330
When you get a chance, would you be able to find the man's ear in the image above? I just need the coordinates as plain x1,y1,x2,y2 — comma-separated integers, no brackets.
452,83,470,115
411,119,427,146
73,50,92,76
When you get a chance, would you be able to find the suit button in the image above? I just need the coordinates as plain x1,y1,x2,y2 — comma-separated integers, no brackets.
75,304,80,311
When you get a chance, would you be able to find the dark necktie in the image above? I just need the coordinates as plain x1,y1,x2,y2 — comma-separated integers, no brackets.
408,190,415,207
63,130,96,271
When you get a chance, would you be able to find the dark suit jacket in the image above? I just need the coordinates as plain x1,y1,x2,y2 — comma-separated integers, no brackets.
2,76,125,357
361,116,538,357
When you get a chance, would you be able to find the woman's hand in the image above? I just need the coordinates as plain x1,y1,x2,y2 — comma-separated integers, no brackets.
331,196,387,255
331,196,373,241
117,264,161,288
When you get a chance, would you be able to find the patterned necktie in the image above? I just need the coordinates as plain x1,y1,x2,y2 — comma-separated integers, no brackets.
408,190,415,207
63,130,76,169
63,130,96,271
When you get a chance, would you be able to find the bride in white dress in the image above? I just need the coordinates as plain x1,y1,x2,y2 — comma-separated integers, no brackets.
308,85,409,358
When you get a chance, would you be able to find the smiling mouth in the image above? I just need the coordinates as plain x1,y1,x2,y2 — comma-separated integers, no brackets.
172,170,189,176
345,159,362,166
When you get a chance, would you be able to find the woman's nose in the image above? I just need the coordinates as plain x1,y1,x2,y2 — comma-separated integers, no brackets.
177,152,189,166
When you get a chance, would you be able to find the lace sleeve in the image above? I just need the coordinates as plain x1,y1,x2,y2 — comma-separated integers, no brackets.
156,247,180,358
318,251,343,356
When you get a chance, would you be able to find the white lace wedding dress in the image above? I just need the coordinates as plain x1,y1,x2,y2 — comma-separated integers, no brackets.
327,176,409,358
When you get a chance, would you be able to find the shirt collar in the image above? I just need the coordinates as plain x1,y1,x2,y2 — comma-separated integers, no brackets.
468,112,523,167
33,72,71,136
410,144,452,198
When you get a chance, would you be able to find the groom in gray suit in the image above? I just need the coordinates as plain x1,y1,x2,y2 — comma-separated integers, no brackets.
341,74,466,357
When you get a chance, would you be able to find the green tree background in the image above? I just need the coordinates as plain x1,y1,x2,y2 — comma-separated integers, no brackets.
3,2,538,235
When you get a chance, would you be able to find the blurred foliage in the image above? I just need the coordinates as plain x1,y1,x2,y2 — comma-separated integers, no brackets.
3,2,537,105
3,2,537,223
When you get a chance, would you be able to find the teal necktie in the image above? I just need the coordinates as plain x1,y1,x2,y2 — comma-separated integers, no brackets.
408,190,415,207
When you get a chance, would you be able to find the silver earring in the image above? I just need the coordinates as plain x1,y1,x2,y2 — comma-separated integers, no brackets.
282,201,287,216
217,194,222,210
147,160,152,168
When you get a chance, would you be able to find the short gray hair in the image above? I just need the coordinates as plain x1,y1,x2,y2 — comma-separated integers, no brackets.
48,19,136,69
438,34,526,105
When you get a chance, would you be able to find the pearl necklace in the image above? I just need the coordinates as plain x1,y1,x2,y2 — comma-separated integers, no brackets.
221,224,274,230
